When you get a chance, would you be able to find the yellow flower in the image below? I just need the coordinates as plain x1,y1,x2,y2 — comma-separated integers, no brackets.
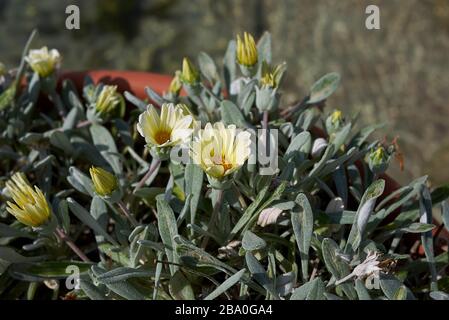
180,57,200,85
95,85,122,115
191,122,251,180
89,166,118,197
331,110,343,125
168,71,182,95
137,103,194,148
5,173,51,227
260,62,286,88
236,32,258,67
25,47,61,77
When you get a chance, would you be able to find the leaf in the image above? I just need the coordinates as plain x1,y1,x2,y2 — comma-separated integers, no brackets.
291,193,314,281
307,72,341,104
49,131,74,154
257,31,272,64
184,163,203,231
0,247,46,263
0,223,34,239
124,91,147,111
284,131,311,162
67,198,117,245
198,52,219,83
442,201,449,233
156,196,179,275
380,273,415,300
321,238,357,300
430,291,449,300
290,277,326,300
245,251,279,299
242,231,266,251
145,86,164,106
8,261,91,282
223,39,237,92
89,124,121,174
355,279,371,300
62,106,79,131
204,269,246,300
346,179,385,253
401,222,435,233
67,166,95,196
169,270,195,300
220,100,247,128
95,267,154,284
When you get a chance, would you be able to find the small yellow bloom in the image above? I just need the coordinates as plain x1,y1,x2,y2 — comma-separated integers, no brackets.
25,47,61,78
5,173,51,227
137,103,194,148
180,58,200,85
371,146,386,163
236,32,258,67
168,71,182,95
191,122,251,180
95,85,122,115
260,62,285,88
89,166,118,197
331,110,343,125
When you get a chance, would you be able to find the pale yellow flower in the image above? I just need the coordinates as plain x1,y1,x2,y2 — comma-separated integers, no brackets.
95,85,122,115
331,110,343,125
236,32,258,67
5,173,51,227
89,166,118,197
137,103,194,148
191,122,251,180
25,47,61,77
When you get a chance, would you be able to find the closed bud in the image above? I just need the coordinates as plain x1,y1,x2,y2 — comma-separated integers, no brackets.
89,166,118,197
236,32,258,67
180,57,200,85
168,71,182,96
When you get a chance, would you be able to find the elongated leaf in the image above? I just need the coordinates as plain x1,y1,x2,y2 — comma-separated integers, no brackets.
291,193,314,281
204,269,246,300
290,277,325,300
169,270,195,300
245,251,279,299
156,197,179,275
89,124,121,174
220,100,247,128
242,231,266,251
307,72,340,104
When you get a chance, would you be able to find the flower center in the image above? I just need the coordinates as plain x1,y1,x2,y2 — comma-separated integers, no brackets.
155,130,171,145
221,156,233,172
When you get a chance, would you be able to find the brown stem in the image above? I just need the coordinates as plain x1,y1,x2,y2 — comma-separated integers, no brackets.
134,158,161,192
117,200,139,227
55,227,91,262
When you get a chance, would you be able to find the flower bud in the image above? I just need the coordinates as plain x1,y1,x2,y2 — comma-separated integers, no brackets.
368,146,390,174
95,85,123,117
168,71,182,96
236,32,258,67
325,109,345,134
180,57,200,86
25,47,61,78
5,172,51,227
89,166,118,197
255,85,278,113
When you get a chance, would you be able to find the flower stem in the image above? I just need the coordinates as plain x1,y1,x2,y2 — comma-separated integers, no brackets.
55,227,91,262
117,200,139,227
134,158,161,192
201,189,225,248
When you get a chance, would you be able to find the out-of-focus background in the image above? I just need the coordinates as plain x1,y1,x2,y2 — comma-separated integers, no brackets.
1,0,448,185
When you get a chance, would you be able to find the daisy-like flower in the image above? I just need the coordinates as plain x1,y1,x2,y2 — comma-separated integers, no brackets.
191,122,251,180
5,172,51,227
137,103,194,149
335,251,382,285
25,47,61,78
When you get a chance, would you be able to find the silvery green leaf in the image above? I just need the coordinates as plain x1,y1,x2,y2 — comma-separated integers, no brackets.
223,39,237,93
330,123,351,154
400,222,435,233
242,230,266,251
220,100,247,128
56,199,71,233
91,265,145,300
419,185,438,291
156,196,179,275
62,106,79,130
96,267,154,284
307,72,340,104
284,131,311,162
67,197,117,245
290,277,326,300
114,119,133,147
245,251,279,299
442,201,449,233
321,238,357,299
169,270,195,300
257,31,272,64
80,276,109,300
89,124,121,175
257,207,283,227
8,261,91,282
380,273,415,300
90,196,109,244
67,166,95,196
0,223,34,239
204,269,246,300
49,130,74,154
145,86,164,106
184,163,203,232
124,91,147,111
430,291,449,300
355,279,371,300
0,247,46,263
32,155,55,171
346,179,385,253
291,193,314,281
19,133,43,145
198,52,219,84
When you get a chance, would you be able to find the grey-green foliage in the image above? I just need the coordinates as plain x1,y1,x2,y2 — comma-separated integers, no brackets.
0,30,448,301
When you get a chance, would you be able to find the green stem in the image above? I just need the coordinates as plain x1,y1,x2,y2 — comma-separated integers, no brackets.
55,227,91,262
201,189,225,248
117,200,139,227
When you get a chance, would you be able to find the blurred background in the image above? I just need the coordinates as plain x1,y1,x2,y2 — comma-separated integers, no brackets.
1,0,448,186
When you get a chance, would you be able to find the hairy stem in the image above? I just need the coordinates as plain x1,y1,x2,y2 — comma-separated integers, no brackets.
117,200,139,227
134,158,161,192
